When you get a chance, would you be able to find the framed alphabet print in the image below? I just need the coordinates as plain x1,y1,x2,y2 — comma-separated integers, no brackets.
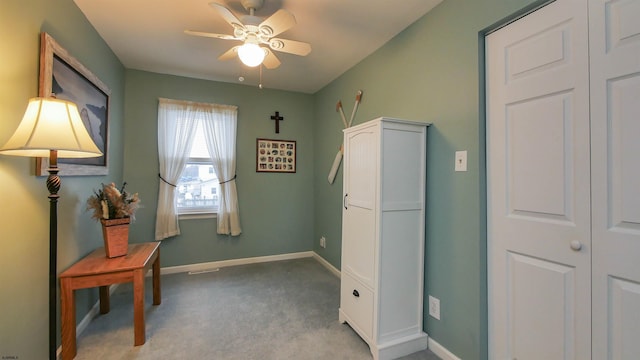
36,32,111,176
256,138,296,173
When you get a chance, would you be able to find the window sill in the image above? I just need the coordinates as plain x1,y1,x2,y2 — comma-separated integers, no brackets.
178,212,217,220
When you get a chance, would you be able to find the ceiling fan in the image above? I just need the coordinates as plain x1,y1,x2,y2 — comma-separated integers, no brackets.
185,0,311,69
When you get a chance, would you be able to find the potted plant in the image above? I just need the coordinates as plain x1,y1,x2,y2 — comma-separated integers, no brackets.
86,182,140,258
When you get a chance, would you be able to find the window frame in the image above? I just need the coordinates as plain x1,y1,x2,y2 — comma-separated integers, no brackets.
176,156,220,217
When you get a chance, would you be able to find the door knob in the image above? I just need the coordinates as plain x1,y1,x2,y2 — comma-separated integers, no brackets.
570,240,582,251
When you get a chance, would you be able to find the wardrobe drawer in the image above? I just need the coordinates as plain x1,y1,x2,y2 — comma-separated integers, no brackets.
341,273,373,340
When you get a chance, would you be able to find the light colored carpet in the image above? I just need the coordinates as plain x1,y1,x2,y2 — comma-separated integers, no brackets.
73,257,440,360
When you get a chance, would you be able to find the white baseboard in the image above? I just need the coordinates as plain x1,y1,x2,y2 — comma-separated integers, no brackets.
428,337,461,360
312,251,341,278
377,332,429,360
160,251,315,275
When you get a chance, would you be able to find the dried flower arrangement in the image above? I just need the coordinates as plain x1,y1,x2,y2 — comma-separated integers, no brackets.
86,182,140,221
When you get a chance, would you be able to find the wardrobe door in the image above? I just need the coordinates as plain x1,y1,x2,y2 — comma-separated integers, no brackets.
590,1,640,358
341,125,378,288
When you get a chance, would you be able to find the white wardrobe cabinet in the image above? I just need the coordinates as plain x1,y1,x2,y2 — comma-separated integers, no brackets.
339,117,429,360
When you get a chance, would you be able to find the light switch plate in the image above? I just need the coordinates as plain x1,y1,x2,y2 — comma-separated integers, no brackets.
455,151,467,172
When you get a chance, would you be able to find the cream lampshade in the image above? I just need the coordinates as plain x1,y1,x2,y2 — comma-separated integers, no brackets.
0,97,102,158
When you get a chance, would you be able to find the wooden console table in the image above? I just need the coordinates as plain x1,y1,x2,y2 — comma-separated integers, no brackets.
59,242,161,360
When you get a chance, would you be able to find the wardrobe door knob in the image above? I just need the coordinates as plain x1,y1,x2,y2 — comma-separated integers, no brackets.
570,240,582,251
352,289,360,297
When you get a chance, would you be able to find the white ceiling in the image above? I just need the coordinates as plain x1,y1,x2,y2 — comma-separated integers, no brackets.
74,0,443,94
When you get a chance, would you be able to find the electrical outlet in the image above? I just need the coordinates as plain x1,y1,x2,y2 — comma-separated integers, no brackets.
320,236,326,248
429,295,441,320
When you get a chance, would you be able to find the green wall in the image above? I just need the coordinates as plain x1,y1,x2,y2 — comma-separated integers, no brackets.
313,0,537,358
0,0,125,358
123,70,315,267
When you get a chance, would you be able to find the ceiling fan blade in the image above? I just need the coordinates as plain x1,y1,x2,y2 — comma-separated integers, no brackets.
259,9,296,37
184,30,239,41
269,38,311,56
218,46,240,61
209,2,243,29
263,49,281,69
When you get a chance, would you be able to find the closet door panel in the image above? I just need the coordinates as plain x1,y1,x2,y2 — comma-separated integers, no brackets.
608,76,640,228
508,253,577,360
487,1,591,358
590,1,640,357
607,277,640,359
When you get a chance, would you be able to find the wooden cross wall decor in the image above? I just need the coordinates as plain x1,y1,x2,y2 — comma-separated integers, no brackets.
270,111,284,134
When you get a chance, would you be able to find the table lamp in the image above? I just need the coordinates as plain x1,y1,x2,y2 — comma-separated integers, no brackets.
0,97,102,359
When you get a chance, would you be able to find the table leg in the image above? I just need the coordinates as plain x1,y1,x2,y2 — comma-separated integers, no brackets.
99,285,110,314
133,268,145,346
153,250,161,305
60,278,77,360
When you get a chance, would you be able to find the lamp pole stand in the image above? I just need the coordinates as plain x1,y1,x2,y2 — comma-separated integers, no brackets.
0,98,103,360
47,149,60,360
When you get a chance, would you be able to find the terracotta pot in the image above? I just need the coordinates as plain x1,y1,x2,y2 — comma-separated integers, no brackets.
100,217,130,258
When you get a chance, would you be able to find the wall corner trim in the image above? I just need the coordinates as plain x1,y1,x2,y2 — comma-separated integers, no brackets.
312,252,341,278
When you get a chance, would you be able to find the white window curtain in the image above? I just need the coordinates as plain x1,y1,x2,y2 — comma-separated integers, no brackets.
155,98,241,240
155,98,199,240
202,105,242,236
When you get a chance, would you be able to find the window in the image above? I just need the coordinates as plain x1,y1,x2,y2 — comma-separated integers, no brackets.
176,122,219,215
156,98,240,240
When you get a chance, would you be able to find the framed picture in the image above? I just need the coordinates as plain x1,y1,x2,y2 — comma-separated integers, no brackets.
36,32,111,176
256,138,296,173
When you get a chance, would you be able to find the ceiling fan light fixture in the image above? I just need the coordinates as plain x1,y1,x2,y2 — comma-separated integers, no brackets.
238,42,265,67
187,1,310,70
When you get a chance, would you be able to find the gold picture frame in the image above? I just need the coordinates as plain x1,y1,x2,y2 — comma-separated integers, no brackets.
36,32,111,176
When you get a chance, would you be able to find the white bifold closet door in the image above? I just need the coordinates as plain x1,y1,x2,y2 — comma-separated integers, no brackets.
487,0,591,358
487,0,640,359
590,0,640,358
